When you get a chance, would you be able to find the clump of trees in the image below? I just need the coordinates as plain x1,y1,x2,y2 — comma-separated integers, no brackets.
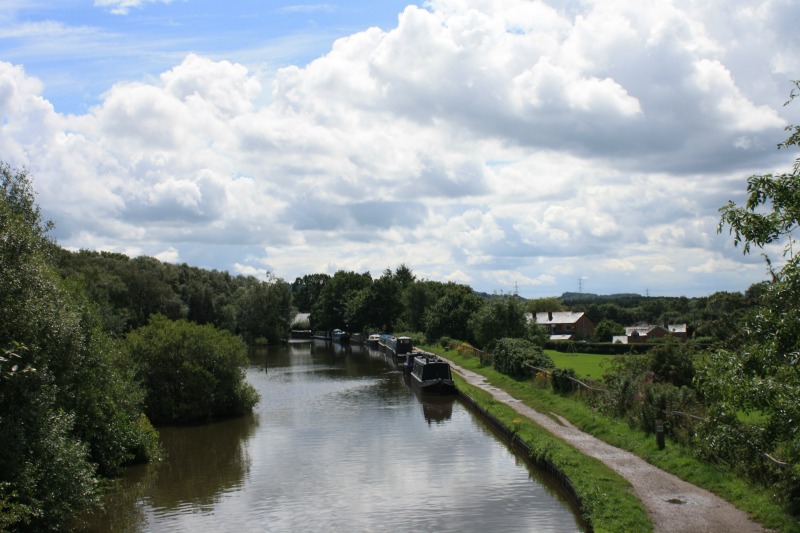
56,249,293,344
124,315,259,424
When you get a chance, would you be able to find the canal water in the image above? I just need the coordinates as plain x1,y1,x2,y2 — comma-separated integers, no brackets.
80,341,584,532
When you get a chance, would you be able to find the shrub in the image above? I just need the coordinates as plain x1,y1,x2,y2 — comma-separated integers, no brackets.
551,368,578,394
492,337,554,379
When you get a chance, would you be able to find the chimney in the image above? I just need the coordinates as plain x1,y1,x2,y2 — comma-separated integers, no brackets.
548,311,553,321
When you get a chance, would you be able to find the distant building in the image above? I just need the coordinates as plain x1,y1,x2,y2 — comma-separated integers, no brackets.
527,311,595,340
613,323,688,344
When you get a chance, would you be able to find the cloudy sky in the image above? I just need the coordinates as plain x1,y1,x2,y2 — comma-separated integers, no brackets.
2,0,799,297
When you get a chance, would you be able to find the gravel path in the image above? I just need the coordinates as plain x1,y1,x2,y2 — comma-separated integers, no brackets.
446,358,768,533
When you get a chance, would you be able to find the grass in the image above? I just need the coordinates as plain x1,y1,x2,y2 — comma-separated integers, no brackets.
424,344,800,533
545,349,615,379
452,372,652,532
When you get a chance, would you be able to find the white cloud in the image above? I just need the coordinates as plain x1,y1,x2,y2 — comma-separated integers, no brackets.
94,0,173,16
2,0,799,297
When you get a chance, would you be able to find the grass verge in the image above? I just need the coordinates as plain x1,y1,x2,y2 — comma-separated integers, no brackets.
424,345,799,533
452,372,652,532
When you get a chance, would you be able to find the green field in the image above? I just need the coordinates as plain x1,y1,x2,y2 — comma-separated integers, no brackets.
545,350,616,380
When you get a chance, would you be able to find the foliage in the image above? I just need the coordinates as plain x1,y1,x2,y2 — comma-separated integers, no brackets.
345,268,403,332
1,163,159,531
291,273,330,313
468,294,528,350
525,297,566,313
551,367,578,394
649,340,695,388
423,282,483,344
593,319,625,342
706,81,800,510
492,337,554,379
235,274,293,344
56,249,293,343
124,315,259,424
311,270,372,331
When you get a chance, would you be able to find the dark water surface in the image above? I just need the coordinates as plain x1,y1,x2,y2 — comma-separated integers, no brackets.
80,341,583,532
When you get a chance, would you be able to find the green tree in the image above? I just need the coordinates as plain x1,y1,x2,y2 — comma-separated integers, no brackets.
469,294,528,350
705,81,800,506
594,319,625,342
0,163,159,531
311,270,372,331
423,283,483,343
526,297,566,313
124,315,259,424
236,274,293,344
291,273,330,313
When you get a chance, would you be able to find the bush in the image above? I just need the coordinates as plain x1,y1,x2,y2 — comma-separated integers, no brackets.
492,337,554,379
124,315,259,424
551,368,578,394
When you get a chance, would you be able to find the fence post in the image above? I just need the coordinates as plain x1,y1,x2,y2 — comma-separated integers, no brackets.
655,419,665,450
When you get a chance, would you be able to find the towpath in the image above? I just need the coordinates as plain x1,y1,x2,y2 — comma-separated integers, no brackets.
445,358,767,533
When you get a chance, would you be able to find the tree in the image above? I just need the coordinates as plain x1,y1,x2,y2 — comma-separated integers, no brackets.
594,319,625,342
526,297,566,313
423,283,483,343
311,270,371,330
291,273,330,313
469,294,528,350
236,274,293,344
702,81,800,505
492,337,554,380
0,163,159,531
124,315,259,424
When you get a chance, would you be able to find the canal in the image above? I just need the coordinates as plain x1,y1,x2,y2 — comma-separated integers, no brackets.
80,341,584,532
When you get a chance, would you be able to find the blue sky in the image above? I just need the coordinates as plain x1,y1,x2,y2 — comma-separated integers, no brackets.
2,0,800,298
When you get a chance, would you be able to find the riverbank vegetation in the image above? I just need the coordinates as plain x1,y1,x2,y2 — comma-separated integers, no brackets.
429,343,796,532
0,165,260,531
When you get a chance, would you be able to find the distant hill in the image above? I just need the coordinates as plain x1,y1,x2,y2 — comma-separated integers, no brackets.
560,292,644,302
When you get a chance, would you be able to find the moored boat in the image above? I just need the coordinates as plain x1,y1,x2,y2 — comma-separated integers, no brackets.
386,335,412,358
410,353,456,394
331,329,350,343
366,333,381,348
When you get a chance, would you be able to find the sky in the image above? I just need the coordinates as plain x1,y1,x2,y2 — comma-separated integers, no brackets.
1,0,799,298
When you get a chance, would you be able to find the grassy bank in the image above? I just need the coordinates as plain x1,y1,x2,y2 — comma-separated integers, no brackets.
424,345,798,533
433,357,652,531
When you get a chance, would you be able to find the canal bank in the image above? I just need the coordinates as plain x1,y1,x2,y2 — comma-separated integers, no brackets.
436,350,768,533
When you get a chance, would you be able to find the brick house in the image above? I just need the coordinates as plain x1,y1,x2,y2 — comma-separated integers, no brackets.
527,311,595,340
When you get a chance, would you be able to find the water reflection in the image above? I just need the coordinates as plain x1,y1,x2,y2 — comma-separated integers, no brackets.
405,374,456,424
78,341,583,532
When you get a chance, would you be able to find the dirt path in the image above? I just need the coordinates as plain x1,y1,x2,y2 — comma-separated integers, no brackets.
445,358,767,533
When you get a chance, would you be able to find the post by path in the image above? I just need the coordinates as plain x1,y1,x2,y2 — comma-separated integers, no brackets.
442,356,766,533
